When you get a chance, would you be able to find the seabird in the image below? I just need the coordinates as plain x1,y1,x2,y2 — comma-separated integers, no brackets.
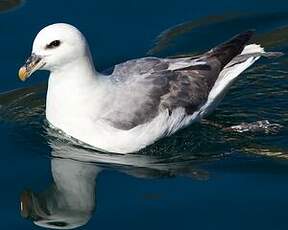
18,23,281,153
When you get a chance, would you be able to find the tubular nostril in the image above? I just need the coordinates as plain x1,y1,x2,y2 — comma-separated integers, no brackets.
25,54,42,69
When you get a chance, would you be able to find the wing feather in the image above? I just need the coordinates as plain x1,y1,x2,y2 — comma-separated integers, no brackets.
102,31,254,130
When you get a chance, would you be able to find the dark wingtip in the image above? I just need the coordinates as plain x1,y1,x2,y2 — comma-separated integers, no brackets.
224,30,255,48
232,29,255,43
208,30,256,68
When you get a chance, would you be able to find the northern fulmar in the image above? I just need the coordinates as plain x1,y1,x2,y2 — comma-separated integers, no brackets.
18,23,281,153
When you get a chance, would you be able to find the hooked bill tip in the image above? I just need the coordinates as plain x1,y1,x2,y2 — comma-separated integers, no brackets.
18,66,28,81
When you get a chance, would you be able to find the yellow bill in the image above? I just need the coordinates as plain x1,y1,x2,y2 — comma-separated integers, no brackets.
18,66,29,81
18,53,44,81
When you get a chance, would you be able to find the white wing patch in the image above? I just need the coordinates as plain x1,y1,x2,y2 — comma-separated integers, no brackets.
199,44,264,118
167,60,207,71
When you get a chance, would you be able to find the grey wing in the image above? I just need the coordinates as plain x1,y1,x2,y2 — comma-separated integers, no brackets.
103,57,219,130
104,31,254,130
108,57,169,80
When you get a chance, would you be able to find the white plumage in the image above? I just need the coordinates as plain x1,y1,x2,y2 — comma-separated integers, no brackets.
21,23,277,153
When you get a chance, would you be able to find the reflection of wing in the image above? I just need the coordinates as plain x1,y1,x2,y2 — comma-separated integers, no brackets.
104,31,253,130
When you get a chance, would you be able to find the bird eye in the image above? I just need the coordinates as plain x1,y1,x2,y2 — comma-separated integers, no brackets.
46,40,61,49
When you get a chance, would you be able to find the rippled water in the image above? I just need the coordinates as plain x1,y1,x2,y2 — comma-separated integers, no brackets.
0,1,288,229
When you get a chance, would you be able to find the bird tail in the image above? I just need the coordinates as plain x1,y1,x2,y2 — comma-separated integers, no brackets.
199,43,283,118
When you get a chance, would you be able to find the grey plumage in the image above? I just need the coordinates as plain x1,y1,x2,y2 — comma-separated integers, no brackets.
104,31,254,130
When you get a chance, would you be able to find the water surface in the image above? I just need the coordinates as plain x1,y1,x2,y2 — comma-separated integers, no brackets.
0,0,287,229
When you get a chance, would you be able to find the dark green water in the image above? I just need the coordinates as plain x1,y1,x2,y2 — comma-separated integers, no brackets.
0,0,288,229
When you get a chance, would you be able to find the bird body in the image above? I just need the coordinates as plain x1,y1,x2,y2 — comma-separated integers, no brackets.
19,23,279,153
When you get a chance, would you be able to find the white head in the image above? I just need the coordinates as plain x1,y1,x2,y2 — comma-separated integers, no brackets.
19,23,92,81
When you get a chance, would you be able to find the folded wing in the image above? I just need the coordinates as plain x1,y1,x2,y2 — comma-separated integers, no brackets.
104,31,254,130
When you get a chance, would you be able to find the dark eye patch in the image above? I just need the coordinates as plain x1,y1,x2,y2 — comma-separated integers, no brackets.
46,40,61,49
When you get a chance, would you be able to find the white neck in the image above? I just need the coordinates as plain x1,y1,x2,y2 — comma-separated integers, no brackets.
49,54,98,87
45,55,107,131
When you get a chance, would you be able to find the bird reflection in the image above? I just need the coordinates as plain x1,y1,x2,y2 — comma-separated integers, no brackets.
20,155,100,229
19,133,212,229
